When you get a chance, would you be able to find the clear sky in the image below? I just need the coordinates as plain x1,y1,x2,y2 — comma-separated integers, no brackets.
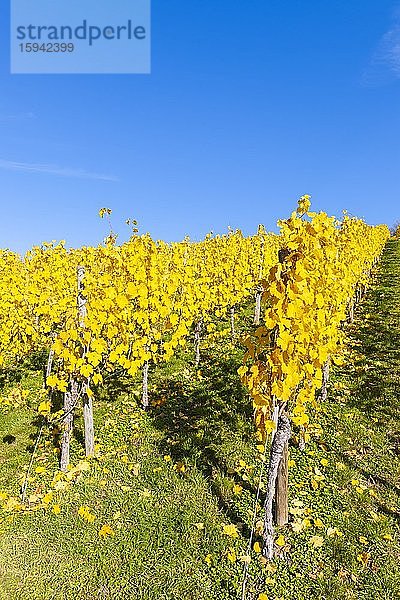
1,1,400,253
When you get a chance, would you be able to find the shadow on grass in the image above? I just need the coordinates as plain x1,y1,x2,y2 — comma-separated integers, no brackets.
146,345,257,534
332,239,400,517
340,241,400,422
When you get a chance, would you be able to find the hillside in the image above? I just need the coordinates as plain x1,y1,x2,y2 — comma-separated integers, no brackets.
0,240,400,600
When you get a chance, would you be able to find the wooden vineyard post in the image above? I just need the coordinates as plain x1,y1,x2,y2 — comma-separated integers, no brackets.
298,427,306,451
142,359,149,410
60,269,82,469
60,379,78,472
254,225,265,326
43,332,56,388
273,400,289,527
254,286,263,325
83,393,95,457
274,438,289,526
78,266,95,458
45,348,54,381
194,319,202,366
349,298,354,323
230,306,236,337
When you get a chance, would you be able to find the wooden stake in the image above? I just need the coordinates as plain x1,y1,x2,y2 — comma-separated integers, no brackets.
254,286,263,325
194,319,202,366
230,306,236,337
142,360,149,409
298,427,306,451
77,266,87,327
60,379,78,472
77,266,95,457
44,335,55,388
274,441,288,526
83,393,95,457
349,298,354,323
320,359,330,403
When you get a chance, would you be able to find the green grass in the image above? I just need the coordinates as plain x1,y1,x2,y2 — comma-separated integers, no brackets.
1,242,400,599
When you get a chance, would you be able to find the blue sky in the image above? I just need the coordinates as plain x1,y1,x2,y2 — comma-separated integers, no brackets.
1,1,400,253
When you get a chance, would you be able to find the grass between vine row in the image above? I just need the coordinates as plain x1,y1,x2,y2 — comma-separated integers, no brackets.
0,241,400,600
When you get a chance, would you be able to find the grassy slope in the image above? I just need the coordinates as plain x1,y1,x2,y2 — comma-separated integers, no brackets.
0,241,400,600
